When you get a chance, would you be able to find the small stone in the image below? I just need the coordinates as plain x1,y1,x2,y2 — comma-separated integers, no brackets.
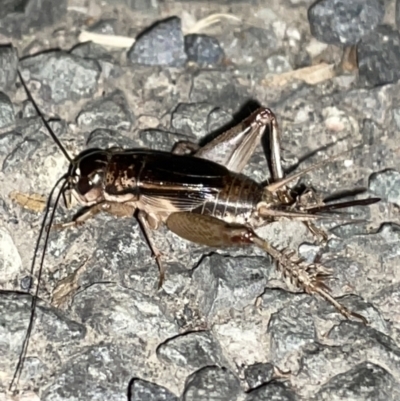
157,331,225,371
0,292,86,387
328,321,400,376
358,25,400,87
0,45,18,90
268,298,316,364
129,379,178,401
221,26,279,66
1,116,58,174
42,343,143,401
308,0,385,45
185,34,224,67
171,103,216,139
0,92,14,130
193,254,270,318
315,362,400,401
369,169,400,206
20,275,32,291
243,363,275,389
127,17,187,67
20,51,101,104
72,283,178,341
87,128,140,149
71,42,122,79
266,55,292,74
76,89,134,131
245,382,298,401
0,226,22,284
139,128,191,152
183,366,242,401
0,0,67,37
190,71,249,110
298,243,320,263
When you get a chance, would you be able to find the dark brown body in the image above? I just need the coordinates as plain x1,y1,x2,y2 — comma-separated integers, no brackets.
74,149,264,227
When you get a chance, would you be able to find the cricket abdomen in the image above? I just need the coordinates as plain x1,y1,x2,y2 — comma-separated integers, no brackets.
192,173,263,225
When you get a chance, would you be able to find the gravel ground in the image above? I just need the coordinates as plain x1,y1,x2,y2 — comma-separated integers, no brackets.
1,0,400,400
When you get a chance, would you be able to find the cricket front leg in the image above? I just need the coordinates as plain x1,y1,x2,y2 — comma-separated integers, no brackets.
52,202,136,230
166,212,367,324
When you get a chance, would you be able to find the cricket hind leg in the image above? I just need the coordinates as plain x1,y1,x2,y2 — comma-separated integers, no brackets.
172,107,279,174
166,212,367,324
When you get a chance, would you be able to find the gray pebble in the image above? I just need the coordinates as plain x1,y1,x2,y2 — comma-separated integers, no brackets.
190,71,249,110
157,331,225,371
245,382,297,401
42,343,140,401
243,362,275,389
268,298,316,364
87,128,140,149
171,103,217,138
0,45,18,90
77,89,134,131
127,17,187,67
369,169,400,206
358,25,400,87
0,91,14,130
308,0,385,45
20,51,101,104
315,361,400,401
182,366,242,401
129,379,178,401
193,254,270,318
139,128,191,152
185,34,224,67
71,283,178,341
0,0,67,37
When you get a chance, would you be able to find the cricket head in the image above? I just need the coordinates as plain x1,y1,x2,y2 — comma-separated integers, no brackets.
66,149,109,207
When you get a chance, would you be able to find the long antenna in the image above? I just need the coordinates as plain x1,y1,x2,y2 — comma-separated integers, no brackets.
9,178,68,391
10,68,74,391
17,69,73,163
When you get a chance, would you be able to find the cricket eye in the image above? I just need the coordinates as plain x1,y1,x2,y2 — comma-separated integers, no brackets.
89,172,103,186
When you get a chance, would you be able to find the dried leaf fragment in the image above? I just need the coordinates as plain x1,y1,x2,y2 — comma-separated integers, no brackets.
9,191,46,212
263,63,336,87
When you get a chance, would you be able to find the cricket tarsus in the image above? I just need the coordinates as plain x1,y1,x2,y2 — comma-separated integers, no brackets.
13,101,375,391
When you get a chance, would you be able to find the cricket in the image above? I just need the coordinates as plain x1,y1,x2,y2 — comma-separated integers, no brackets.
9,71,380,392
